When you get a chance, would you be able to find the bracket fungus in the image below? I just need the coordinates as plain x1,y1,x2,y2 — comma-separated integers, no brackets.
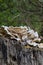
0,26,43,48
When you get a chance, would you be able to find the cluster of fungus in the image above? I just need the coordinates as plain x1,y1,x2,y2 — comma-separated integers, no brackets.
0,26,43,48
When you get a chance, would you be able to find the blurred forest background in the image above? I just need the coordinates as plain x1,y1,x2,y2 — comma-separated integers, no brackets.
0,0,43,36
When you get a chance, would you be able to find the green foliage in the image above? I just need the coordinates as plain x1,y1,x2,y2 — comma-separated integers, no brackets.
0,0,43,35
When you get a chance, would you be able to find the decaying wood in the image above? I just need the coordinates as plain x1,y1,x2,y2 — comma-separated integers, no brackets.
0,26,43,65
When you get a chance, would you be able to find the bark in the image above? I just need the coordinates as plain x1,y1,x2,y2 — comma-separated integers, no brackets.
0,37,43,65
